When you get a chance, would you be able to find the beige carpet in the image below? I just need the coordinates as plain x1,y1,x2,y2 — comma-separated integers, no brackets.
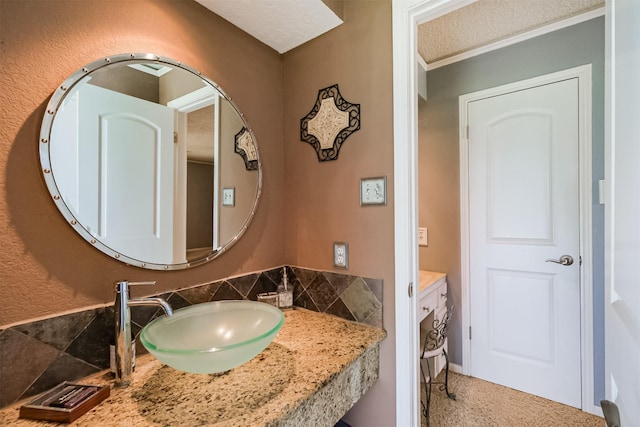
422,372,604,426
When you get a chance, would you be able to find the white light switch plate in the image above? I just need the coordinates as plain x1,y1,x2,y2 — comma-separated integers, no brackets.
222,187,235,206
360,177,387,206
599,180,606,205
334,242,348,269
418,227,428,246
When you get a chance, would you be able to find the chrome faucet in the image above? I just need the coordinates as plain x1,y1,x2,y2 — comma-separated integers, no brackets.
114,280,173,387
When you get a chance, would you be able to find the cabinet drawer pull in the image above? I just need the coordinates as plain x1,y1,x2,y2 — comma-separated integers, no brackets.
422,306,430,312
440,293,447,298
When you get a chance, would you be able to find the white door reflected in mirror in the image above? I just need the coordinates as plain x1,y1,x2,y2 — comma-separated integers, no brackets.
40,53,261,270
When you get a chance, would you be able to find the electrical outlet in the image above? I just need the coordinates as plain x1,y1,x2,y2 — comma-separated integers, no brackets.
418,227,428,246
334,242,348,269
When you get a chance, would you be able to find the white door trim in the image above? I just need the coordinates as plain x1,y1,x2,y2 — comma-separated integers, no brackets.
459,65,597,414
605,0,640,423
393,1,480,426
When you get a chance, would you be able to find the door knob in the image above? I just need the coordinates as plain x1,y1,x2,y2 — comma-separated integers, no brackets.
545,255,574,266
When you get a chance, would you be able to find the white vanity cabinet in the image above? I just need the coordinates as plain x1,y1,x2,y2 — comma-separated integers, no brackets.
418,270,448,379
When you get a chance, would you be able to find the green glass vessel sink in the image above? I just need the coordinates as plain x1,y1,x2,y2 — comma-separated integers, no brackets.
140,300,285,374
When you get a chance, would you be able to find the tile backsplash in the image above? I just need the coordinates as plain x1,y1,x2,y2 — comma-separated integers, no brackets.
0,266,383,408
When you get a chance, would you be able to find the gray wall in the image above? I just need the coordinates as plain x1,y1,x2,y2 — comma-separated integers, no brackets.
419,16,605,404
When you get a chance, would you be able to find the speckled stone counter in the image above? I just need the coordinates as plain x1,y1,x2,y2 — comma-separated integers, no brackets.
0,308,386,426
418,270,446,294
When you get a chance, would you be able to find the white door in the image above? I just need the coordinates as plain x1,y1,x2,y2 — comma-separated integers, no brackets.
606,0,640,423
77,84,175,264
468,78,582,407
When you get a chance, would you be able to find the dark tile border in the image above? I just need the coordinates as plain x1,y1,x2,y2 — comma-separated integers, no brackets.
0,266,382,408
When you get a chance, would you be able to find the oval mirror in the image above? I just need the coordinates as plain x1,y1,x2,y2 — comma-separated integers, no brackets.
40,53,261,270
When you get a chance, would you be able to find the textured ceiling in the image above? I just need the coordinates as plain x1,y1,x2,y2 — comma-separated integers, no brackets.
195,0,343,54
418,0,604,64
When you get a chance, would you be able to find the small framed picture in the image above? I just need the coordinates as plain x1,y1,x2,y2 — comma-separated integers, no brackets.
360,176,387,206
222,187,235,207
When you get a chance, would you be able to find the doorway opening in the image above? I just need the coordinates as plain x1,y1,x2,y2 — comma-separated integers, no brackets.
393,1,604,425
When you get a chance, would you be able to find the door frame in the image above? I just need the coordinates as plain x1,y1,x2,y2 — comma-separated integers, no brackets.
168,88,221,253
393,1,481,425
458,65,596,414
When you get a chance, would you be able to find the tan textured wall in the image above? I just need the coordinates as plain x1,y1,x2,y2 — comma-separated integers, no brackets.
0,0,284,326
282,1,395,425
417,96,461,314
219,99,256,244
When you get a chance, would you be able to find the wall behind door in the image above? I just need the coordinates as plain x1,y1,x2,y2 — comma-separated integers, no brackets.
418,16,605,404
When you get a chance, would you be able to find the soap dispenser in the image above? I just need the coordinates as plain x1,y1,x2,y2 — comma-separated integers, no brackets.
277,267,293,309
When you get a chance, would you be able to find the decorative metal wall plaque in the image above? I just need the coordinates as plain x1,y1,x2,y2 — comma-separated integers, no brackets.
234,127,258,171
300,84,360,161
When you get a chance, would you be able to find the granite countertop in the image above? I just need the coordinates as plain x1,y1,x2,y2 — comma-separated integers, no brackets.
0,309,386,426
418,270,446,293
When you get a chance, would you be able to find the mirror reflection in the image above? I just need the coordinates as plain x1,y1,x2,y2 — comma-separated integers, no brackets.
41,54,261,270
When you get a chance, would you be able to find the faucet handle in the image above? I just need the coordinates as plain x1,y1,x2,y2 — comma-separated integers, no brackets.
115,280,156,292
128,281,157,286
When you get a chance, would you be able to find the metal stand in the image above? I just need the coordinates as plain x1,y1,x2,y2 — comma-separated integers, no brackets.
420,305,456,426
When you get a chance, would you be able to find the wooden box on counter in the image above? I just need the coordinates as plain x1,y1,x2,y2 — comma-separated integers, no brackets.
19,382,110,423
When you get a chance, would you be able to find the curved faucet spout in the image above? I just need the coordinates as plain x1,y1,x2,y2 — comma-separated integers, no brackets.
128,297,173,316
